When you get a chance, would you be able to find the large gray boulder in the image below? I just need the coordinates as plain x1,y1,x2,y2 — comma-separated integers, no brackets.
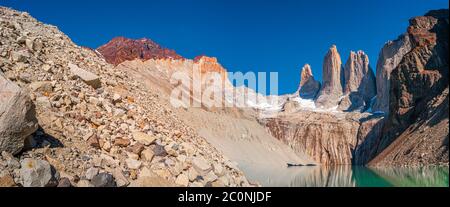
0,72,38,154
20,158,57,187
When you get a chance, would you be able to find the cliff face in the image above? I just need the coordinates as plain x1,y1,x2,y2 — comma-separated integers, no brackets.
262,111,383,165
97,37,183,65
315,45,344,108
372,35,412,114
370,9,449,166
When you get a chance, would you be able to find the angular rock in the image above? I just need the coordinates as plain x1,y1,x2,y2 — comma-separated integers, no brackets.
114,138,130,147
125,158,142,170
85,167,99,180
87,135,100,149
192,156,212,176
29,81,53,94
11,50,30,63
128,143,144,155
90,173,116,187
0,73,38,154
35,96,51,108
20,158,56,187
175,173,189,187
152,144,167,156
68,63,101,89
213,163,225,177
132,132,156,146
57,177,72,187
0,174,16,187
112,168,130,187
141,148,155,162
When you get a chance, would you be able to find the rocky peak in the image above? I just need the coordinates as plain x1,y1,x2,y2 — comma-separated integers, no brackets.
298,64,320,99
96,36,183,65
315,45,344,108
299,64,313,86
340,50,376,110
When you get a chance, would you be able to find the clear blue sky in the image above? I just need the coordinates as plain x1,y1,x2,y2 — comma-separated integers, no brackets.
1,0,448,94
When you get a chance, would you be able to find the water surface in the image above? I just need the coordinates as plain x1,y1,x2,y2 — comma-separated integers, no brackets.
242,165,449,187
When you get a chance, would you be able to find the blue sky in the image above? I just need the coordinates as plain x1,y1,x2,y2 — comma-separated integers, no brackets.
1,0,448,94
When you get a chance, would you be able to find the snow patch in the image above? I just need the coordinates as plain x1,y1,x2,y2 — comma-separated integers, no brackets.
291,97,316,109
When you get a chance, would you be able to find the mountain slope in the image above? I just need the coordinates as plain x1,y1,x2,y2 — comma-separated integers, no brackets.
0,7,249,187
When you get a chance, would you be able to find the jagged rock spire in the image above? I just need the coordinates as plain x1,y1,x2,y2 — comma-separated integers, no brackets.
338,50,376,111
315,45,344,108
298,64,320,99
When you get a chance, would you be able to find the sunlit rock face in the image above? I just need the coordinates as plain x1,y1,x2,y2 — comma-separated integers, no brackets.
97,37,183,65
315,45,344,109
372,35,412,114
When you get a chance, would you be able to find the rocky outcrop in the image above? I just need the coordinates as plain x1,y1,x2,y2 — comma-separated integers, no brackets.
298,64,320,99
370,9,449,166
315,45,344,108
0,72,38,155
96,37,183,65
339,51,376,111
372,35,412,114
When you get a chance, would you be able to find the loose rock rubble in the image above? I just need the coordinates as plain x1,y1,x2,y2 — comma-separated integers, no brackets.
0,7,250,187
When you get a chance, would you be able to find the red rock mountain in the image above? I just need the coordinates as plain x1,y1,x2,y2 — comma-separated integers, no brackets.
97,37,183,65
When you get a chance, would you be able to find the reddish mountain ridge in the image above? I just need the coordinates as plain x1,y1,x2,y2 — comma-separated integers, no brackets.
97,37,183,65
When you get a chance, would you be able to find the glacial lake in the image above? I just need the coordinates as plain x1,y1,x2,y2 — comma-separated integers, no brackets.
242,165,449,187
